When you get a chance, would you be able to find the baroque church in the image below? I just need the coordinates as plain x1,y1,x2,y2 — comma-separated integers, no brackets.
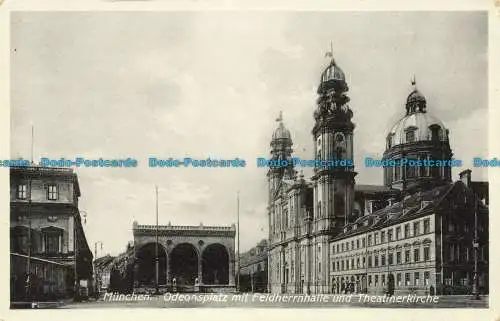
266,53,489,295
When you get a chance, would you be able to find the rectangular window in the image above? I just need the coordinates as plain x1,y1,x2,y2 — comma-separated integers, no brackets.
388,229,393,241
424,272,430,286
424,247,430,261
388,253,394,265
346,242,349,251
414,248,420,262
374,233,379,245
374,255,379,267
368,256,372,268
47,184,58,200
336,261,339,271
414,221,420,236
341,243,344,252
405,273,411,286
368,235,372,246
404,224,410,238
414,272,420,286
395,163,401,181
337,244,339,253
362,238,366,248
17,184,27,199
341,261,344,270
382,274,386,286
397,273,402,286
381,231,386,243
368,275,372,286
351,240,354,250
396,251,401,264
405,250,411,263
362,257,366,268
396,227,402,240
44,233,61,253
356,239,360,249
356,258,360,268
375,275,379,286
406,130,415,143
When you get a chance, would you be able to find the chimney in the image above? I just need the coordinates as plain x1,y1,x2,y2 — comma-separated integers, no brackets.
459,169,472,187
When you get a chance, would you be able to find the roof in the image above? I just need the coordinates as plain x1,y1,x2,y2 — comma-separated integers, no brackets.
332,182,456,241
355,184,399,194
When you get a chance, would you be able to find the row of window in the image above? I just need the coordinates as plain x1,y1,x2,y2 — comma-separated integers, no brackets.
16,184,59,200
333,218,431,254
332,246,431,272
367,271,431,287
387,160,450,181
12,232,63,254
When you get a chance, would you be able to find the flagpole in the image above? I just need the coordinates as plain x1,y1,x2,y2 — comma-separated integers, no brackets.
30,124,34,164
155,185,159,294
237,191,240,293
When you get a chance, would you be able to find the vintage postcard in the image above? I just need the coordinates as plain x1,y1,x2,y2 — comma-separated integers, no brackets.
0,2,498,321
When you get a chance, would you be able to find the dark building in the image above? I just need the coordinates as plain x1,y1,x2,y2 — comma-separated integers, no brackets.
239,240,268,293
10,166,93,302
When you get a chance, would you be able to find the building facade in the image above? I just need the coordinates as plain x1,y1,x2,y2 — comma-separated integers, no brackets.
10,166,94,302
239,239,268,293
132,221,236,293
266,54,489,295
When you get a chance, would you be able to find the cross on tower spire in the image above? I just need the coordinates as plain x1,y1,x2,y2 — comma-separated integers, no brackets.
275,110,283,123
325,41,333,57
411,75,417,87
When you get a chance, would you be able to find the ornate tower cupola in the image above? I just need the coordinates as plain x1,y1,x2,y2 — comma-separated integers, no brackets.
268,111,295,195
311,44,357,234
383,77,453,191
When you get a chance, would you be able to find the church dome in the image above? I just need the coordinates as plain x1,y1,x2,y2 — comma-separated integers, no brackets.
272,122,292,140
320,58,345,83
387,112,448,147
407,88,426,105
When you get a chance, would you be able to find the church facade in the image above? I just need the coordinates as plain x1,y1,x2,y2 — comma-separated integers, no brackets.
266,54,489,295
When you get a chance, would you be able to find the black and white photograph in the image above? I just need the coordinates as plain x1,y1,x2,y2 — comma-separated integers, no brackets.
6,10,491,309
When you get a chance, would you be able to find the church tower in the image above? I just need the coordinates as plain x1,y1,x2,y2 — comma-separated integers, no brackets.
267,111,295,198
309,49,356,294
311,51,356,234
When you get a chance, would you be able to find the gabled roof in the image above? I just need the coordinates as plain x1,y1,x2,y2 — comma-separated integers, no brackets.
355,184,398,194
332,182,456,241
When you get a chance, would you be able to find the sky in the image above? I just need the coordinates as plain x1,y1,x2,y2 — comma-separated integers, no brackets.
10,11,488,256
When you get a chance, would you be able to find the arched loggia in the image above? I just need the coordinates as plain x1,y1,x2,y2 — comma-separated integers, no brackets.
170,243,199,286
202,243,229,285
135,243,167,287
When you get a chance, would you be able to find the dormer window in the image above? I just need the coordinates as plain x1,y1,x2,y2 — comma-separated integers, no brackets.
405,126,417,143
429,124,441,142
387,134,394,149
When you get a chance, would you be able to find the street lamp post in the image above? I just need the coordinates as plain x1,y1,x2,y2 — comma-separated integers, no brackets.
73,210,87,302
472,194,480,300
94,241,103,299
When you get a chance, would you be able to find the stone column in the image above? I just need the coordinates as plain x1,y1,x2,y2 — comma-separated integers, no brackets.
198,255,202,284
229,258,235,286
166,252,171,287
133,263,139,289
